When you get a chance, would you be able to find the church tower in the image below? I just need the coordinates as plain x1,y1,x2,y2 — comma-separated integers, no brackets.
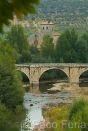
40,21,54,38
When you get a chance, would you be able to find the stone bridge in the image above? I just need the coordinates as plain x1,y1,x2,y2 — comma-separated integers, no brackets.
16,63,88,86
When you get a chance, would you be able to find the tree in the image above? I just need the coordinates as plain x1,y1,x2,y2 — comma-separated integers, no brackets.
0,41,24,110
6,25,31,63
0,0,40,32
65,29,78,49
56,29,78,63
6,25,29,54
76,38,88,63
41,35,55,62
56,33,71,63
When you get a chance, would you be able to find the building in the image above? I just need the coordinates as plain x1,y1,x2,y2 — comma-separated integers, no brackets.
28,21,60,49
11,15,30,27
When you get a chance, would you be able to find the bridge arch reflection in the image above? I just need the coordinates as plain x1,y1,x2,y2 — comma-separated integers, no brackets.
79,70,88,87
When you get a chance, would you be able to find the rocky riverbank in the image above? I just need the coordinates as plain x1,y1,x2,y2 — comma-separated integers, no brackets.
31,82,88,131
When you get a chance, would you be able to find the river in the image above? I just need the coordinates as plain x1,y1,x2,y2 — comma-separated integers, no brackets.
21,81,73,130
21,80,88,131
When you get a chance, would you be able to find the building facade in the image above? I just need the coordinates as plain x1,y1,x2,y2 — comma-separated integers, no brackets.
28,21,60,49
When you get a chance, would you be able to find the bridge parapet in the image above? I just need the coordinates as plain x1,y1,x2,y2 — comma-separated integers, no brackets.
16,63,88,68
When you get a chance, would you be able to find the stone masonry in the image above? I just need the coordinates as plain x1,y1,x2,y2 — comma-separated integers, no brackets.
16,63,88,89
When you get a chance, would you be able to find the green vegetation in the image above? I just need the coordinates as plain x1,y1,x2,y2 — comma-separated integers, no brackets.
6,25,32,63
2,25,88,80
0,0,40,32
21,0,88,34
2,24,88,65
45,98,88,131
0,40,25,130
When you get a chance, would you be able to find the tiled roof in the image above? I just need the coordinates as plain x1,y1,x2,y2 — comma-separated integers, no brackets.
40,21,54,25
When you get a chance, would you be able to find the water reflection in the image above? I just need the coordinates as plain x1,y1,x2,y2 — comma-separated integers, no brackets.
27,108,44,129
25,82,56,93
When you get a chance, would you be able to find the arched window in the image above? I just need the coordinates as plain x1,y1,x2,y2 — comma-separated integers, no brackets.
43,27,44,30
46,27,48,29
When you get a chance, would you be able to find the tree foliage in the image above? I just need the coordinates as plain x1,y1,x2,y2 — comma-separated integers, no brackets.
0,41,24,110
6,25,31,63
56,29,78,63
0,0,40,32
41,35,55,62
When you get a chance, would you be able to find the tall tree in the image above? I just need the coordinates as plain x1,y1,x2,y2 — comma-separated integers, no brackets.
56,29,78,63
6,25,29,54
6,25,31,63
76,38,88,63
56,33,71,63
0,41,24,110
41,35,55,62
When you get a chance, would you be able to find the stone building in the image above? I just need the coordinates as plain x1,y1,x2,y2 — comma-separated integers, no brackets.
28,21,60,49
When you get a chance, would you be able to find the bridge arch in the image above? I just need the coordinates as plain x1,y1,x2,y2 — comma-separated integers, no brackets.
79,69,88,80
39,67,69,81
16,68,30,82
79,68,88,77
79,69,88,87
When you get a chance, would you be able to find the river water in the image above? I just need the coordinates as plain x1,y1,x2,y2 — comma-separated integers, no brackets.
21,79,88,131
21,82,76,131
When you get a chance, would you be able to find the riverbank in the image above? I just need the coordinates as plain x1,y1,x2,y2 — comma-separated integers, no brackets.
47,82,88,99
32,82,88,131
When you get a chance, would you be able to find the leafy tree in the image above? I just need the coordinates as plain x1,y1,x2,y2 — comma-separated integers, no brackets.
30,44,39,55
0,0,40,32
20,51,32,63
65,29,78,49
41,35,55,62
81,32,88,44
0,103,26,131
56,29,78,63
56,33,71,63
6,25,29,54
76,38,88,63
0,41,24,110
31,54,47,63
6,25,31,63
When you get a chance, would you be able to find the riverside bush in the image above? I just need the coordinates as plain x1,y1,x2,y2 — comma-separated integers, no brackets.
67,98,88,131
45,98,88,131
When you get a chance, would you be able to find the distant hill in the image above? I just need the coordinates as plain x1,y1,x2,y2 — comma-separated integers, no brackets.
24,0,88,34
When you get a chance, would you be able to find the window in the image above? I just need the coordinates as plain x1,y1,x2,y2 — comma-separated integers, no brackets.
34,39,38,45
43,27,44,30
46,27,48,29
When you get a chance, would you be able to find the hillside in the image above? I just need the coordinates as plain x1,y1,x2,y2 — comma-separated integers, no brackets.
24,0,88,34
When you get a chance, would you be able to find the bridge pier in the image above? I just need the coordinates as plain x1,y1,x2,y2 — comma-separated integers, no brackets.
69,67,79,84
30,66,40,89
30,81,40,93
30,81,39,87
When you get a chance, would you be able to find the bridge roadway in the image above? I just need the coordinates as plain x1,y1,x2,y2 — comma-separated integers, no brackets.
16,63,88,86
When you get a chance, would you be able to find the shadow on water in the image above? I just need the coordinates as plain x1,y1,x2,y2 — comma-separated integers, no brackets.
79,79,88,87
24,82,54,93
39,82,54,93
24,80,68,94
